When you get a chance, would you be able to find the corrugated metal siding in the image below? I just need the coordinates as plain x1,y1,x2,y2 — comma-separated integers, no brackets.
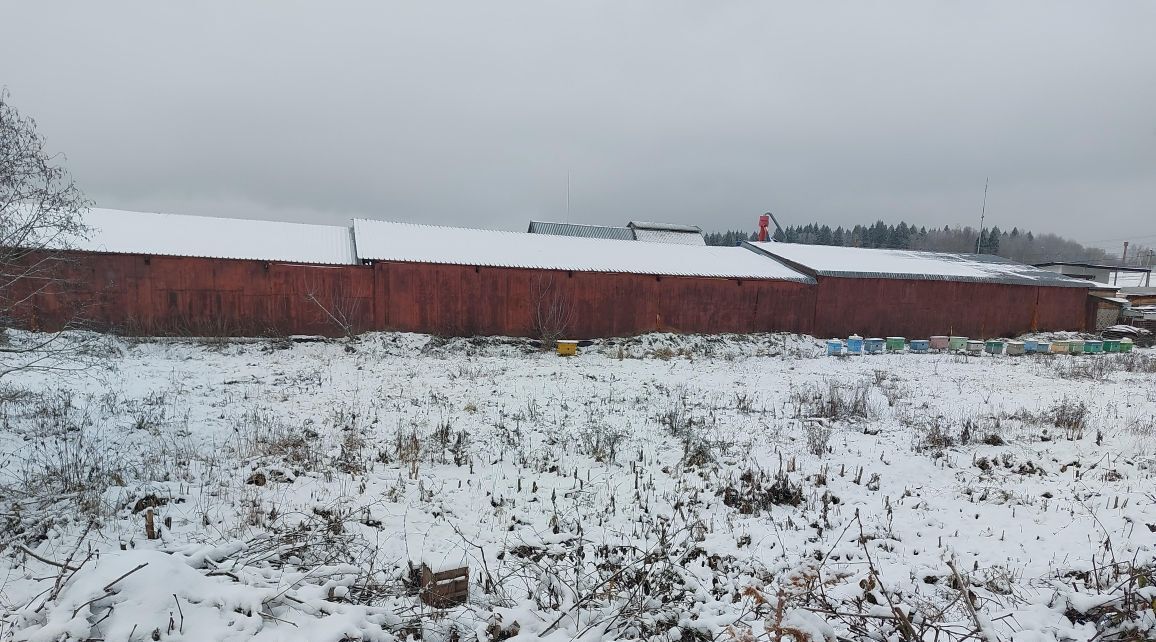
527,221,635,241
13,251,374,336
810,277,1087,339
628,221,702,233
12,252,1090,340
373,262,815,337
632,229,707,245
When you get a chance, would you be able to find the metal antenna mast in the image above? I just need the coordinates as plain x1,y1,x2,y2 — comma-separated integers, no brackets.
977,177,989,254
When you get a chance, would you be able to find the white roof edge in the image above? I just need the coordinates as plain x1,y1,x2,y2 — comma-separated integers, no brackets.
66,208,359,265
744,241,1094,288
353,218,813,282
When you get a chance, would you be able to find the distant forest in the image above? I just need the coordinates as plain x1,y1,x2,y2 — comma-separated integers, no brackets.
704,221,1152,266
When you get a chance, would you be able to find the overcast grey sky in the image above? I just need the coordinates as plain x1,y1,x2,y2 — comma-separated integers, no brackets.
2,2,1154,245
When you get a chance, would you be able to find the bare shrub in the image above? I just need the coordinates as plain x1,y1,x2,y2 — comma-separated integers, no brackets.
234,407,321,469
803,419,831,456
656,387,722,466
790,382,871,422
530,273,574,347
304,275,366,339
1057,559,1156,641
579,423,627,464
912,416,959,454
1051,358,1113,381
1112,352,1156,373
721,468,803,513
1049,397,1089,440
733,391,755,414
0,392,128,525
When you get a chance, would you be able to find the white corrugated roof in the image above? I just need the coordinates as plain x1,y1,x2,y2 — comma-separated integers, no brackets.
628,221,702,233
1111,271,1151,287
632,228,707,246
353,219,813,281
65,208,358,265
744,242,1092,288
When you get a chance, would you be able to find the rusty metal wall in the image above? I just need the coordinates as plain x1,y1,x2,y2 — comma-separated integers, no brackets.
9,252,1089,340
10,252,375,336
373,262,815,337
810,277,1088,339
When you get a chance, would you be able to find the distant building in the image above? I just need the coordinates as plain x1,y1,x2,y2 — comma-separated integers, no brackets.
525,221,634,241
527,220,705,245
745,242,1094,338
1034,262,1152,287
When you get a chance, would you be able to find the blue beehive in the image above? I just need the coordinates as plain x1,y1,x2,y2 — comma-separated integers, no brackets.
865,338,885,354
846,335,864,354
909,339,930,353
826,339,843,356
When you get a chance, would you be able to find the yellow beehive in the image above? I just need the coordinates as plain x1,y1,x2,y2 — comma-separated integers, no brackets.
556,340,578,356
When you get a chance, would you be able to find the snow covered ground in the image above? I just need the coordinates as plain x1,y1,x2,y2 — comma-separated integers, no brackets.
1,331,1154,641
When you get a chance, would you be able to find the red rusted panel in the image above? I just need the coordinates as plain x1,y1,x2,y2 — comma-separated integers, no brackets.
373,262,814,337
8,252,1089,340
810,277,1087,338
10,251,375,337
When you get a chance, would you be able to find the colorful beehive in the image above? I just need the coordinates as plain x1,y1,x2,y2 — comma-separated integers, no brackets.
948,336,968,351
846,335,864,354
885,337,906,352
1068,340,1085,355
1084,340,1103,354
826,339,843,356
1035,341,1051,353
1051,340,1069,354
929,335,949,350
865,338,885,354
1103,339,1120,353
1024,340,1038,353
1006,341,1025,355
556,340,578,356
966,340,984,353
984,340,1004,355
909,339,930,353
1120,338,1134,352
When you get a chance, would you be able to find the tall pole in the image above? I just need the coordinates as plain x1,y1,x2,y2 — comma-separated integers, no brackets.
977,177,988,254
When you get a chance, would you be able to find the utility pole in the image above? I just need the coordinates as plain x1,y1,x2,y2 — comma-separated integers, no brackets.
976,177,988,254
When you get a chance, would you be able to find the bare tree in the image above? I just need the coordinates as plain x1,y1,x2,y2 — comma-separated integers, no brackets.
1,89,94,379
530,273,574,346
304,273,365,339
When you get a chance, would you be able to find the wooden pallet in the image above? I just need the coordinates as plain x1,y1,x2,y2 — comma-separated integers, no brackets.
419,563,469,607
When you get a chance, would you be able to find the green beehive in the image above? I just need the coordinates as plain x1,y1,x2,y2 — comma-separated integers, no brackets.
948,336,968,351
885,337,905,352
1120,338,1133,353
1068,340,1084,354
1084,340,1103,354
984,340,1004,355
1103,339,1120,353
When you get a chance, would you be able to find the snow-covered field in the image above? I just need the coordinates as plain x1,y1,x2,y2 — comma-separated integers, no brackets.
1,331,1154,641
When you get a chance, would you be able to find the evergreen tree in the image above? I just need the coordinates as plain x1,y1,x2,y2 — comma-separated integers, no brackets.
816,225,833,245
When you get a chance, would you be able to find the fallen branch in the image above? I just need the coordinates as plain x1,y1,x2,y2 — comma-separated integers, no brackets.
17,545,79,571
